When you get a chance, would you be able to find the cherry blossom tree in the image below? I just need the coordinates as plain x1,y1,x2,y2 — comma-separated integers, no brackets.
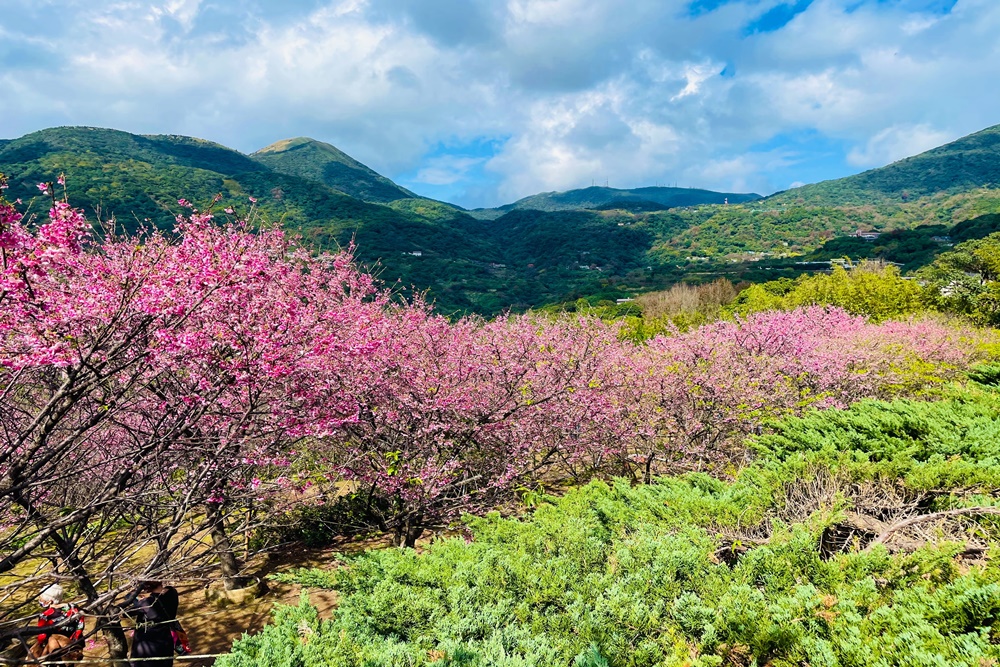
330,312,620,546
0,184,397,656
611,307,980,480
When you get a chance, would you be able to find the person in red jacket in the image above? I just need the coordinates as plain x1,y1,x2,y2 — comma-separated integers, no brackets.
30,584,85,660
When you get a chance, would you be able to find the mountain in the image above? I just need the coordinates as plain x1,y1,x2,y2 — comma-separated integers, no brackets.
4,124,1000,316
251,137,418,204
0,127,735,313
0,127,514,313
769,124,1000,206
470,185,761,219
0,126,420,233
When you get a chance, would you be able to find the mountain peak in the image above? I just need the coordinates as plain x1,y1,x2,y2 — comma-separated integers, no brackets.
253,137,313,152
255,137,335,155
250,137,415,203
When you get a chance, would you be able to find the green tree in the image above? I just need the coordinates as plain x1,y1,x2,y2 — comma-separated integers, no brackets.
920,232,1000,325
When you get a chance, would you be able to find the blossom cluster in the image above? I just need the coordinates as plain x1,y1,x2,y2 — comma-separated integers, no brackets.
0,190,984,553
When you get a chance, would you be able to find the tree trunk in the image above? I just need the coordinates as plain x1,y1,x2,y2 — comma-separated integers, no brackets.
394,513,424,548
206,502,249,590
49,529,129,662
102,620,131,664
405,522,424,548
643,453,655,484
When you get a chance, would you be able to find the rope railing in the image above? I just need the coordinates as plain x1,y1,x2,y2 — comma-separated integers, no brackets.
0,655,230,665
1,612,228,665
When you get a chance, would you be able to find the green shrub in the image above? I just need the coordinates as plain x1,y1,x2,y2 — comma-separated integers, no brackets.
222,480,1000,665
728,263,927,321
753,385,1000,491
222,385,1000,666
252,492,390,550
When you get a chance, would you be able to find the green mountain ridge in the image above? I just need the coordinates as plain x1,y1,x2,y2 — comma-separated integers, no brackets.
4,123,1000,315
768,123,1000,206
251,137,420,204
470,185,761,219
2,126,267,176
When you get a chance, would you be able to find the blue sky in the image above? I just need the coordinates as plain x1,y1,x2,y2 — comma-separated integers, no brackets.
1,0,997,207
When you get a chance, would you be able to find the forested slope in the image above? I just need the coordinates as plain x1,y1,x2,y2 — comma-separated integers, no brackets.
769,123,1000,206
5,123,1000,315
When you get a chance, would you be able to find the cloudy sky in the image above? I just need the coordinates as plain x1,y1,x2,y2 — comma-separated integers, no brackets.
2,0,997,207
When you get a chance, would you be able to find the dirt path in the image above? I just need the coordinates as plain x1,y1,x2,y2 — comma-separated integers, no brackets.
176,546,349,665
35,536,393,666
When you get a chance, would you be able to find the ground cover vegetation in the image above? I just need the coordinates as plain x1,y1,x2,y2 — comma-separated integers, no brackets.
222,381,1000,666
1,178,994,664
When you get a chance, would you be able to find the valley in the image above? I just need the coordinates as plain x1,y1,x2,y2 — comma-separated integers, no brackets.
6,124,999,315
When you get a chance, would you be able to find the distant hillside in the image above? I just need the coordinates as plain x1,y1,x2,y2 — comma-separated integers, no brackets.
1,126,267,176
802,212,1000,271
0,127,510,313
770,124,1000,206
251,137,418,204
0,127,411,233
470,185,760,218
5,124,1000,316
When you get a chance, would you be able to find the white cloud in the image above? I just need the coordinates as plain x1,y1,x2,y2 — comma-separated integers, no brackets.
847,123,955,168
159,0,204,29
2,0,1000,206
900,15,940,35
414,156,485,185
670,62,718,102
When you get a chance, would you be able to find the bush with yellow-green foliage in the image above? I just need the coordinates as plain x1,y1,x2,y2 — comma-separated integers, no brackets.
615,264,933,342
728,262,927,322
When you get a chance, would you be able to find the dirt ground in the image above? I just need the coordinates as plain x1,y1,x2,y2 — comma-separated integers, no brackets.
1,536,391,666
159,536,391,666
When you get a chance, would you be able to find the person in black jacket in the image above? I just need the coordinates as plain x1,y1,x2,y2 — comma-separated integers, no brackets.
125,581,179,667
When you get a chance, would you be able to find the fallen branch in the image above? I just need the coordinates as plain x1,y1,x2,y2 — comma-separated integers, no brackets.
866,506,1000,550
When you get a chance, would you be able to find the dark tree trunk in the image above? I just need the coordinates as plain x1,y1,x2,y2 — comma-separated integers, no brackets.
643,453,655,484
394,513,424,548
206,501,249,590
49,529,129,662
102,619,131,664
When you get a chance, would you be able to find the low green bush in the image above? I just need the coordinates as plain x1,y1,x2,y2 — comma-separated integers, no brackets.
251,492,391,550
754,384,1000,491
221,384,1000,666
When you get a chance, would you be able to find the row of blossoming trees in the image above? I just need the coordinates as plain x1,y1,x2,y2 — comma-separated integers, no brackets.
0,184,982,657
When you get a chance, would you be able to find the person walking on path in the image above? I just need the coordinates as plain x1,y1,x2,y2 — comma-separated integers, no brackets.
126,581,179,667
